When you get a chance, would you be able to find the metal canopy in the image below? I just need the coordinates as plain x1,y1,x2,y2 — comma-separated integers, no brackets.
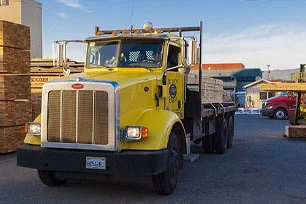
260,83,306,92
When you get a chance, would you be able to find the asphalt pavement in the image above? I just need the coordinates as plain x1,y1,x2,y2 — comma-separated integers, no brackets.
1,115,306,204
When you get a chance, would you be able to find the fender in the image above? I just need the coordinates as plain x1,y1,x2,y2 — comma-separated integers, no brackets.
267,101,288,112
24,115,41,145
120,110,186,151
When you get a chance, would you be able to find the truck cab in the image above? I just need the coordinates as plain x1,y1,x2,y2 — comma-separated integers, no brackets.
261,92,298,119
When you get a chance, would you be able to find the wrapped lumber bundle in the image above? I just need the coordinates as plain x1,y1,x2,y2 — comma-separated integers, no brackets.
0,21,30,50
0,21,31,153
187,74,224,103
0,100,32,126
0,47,30,74
0,75,31,100
0,126,25,154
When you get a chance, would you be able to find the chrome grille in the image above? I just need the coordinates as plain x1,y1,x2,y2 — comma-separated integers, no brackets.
47,90,108,145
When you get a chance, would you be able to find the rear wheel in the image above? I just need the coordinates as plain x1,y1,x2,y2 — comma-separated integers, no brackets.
227,116,234,149
274,108,287,120
152,132,179,195
215,117,228,154
38,170,66,186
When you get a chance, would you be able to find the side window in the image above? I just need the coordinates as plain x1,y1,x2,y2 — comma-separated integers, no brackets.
167,45,181,68
260,91,268,100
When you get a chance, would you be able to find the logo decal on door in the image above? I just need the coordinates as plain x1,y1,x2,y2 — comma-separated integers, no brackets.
169,84,177,98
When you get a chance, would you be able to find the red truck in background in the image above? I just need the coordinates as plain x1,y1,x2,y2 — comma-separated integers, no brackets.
261,92,303,120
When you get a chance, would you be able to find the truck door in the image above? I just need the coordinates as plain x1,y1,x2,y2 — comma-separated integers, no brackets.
165,44,184,119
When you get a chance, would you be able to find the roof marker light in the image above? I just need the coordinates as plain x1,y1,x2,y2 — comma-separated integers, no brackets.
143,22,153,32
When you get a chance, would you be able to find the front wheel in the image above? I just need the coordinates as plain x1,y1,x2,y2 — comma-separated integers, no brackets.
38,170,66,186
152,133,179,195
274,108,287,120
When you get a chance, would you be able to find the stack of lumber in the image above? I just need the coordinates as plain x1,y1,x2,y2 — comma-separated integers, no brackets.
187,73,224,103
0,21,31,153
285,125,306,138
30,58,83,120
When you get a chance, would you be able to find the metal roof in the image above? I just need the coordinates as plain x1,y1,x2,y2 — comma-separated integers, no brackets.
242,79,271,89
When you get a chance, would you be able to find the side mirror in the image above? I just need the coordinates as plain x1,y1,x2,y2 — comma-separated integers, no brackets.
186,39,198,66
191,39,198,65
56,44,63,67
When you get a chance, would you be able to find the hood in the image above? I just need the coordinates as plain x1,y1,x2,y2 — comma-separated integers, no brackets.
264,95,291,103
60,70,159,88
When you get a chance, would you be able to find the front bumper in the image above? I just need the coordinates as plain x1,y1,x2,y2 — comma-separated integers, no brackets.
17,144,168,176
260,109,274,117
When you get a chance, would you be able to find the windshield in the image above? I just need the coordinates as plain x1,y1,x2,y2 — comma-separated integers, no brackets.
87,40,163,68
87,41,119,68
279,92,287,97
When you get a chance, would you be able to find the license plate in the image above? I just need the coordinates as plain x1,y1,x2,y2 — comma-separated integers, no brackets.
86,157,106,169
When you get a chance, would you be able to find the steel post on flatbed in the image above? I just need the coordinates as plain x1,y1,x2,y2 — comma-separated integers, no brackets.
199,21,203,117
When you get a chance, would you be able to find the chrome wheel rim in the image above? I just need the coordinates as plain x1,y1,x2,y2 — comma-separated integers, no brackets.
276,111,285,119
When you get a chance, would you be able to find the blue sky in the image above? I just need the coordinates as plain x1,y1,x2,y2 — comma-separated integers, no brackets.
39,0,306,70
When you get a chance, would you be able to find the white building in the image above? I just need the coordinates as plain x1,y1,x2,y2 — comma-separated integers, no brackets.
0,0,42,58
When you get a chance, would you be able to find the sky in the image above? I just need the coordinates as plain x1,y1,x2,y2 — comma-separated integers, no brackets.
39,0,306,70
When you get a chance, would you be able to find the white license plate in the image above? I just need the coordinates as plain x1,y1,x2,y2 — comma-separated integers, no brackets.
86,157,106,169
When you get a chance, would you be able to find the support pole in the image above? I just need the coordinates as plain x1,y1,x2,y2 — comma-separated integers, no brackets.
294,64,305,125
199,21,203,116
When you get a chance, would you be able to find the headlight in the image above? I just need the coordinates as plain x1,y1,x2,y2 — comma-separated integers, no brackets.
266,106,273,109
127,127,140,138
121,126,148,141
25,122,41,136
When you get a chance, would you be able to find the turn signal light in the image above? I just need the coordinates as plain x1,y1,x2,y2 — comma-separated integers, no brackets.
142,127,149,138
24,123,28,133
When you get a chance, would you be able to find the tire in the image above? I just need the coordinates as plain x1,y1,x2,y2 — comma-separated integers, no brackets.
274,108,287,120
227,116,234,149
215,117,228,154
202,133,214,153
38,170,66,186
152,133,179,195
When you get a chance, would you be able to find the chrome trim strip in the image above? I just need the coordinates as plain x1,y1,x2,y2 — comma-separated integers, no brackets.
92,91,95,144
42,142,117,151
60,91,63,142
114,84,120,150
76,90,79,143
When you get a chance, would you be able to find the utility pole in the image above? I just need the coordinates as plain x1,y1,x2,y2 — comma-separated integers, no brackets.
267,65,271,80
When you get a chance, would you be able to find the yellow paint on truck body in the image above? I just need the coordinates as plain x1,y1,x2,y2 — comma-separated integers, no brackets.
24,34,186,151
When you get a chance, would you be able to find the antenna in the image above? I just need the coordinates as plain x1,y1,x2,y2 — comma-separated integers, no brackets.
130,0,135,24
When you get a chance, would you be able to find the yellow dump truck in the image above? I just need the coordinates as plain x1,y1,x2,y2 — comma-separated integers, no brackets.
17,22,236,195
